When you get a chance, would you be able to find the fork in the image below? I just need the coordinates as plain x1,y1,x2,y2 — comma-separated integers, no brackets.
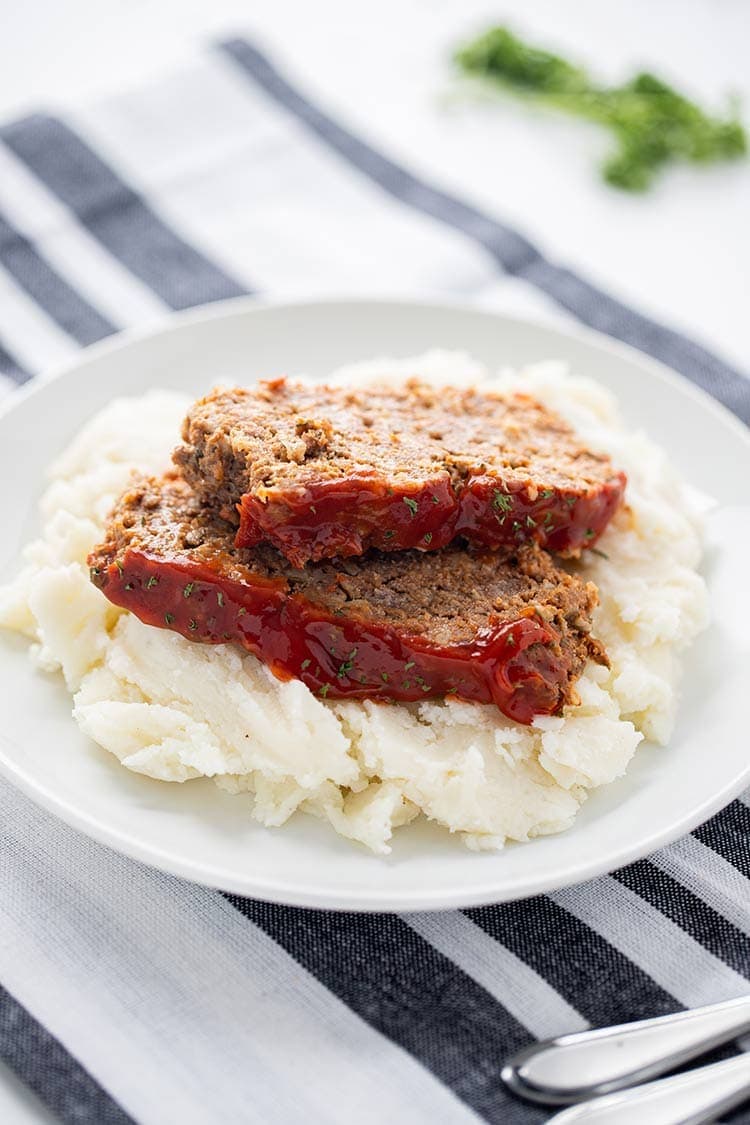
502,994,750,1120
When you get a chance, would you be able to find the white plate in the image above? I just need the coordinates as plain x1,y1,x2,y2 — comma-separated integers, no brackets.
1,298,748,911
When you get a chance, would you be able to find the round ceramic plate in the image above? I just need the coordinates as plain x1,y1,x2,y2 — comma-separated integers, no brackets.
0,298,748,911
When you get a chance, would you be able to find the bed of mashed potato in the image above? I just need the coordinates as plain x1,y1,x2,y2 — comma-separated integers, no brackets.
0,354,709,854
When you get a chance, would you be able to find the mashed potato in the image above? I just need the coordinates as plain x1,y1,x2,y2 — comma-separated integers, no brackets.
0,355,709,854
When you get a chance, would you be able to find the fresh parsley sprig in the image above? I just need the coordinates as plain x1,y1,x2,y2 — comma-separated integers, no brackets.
455,26,746,190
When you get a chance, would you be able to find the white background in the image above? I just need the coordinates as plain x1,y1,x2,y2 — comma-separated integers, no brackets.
2,0,749,370
0,1,748,1120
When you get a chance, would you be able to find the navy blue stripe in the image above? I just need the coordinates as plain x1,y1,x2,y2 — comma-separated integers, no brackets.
614,860,750,977
0,115,250,310
0,985,132,1124
225,897,543,1124
0,337,31,384
466,896,679,1027
220,37,750,426
0,208,115,345
694,800,750,880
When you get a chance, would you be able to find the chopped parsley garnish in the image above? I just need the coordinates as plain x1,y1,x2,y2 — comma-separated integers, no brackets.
189,618,198,630
403,496,419,517
445,686,458,695
404,661,415,671
237,606,247,616
319,684,330,698
543,512,555,528
492,490,513,513
526,514,536,528
124,582,134,591
216,591,225,607
183,583,194,598
584,528,596,540
540,489,554,498
431,494,441,504
337,648,358,679
146,576,159,588
506,633,516,645
423,532,433,544
402,680,411,690
115,560,124,576
381,672,389,683
301,658,311,670
512,520,522,532
383,529,395,540
565,496,577,508
164,612,175,625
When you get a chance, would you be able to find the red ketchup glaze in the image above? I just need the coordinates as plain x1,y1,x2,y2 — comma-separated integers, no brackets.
235,471,627,565
95,551,576,725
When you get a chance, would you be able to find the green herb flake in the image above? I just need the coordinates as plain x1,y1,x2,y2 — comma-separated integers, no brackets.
216,591,225,607
591,546,609,559
402,680,411,690
115,560,124,576
164,612,175,625
404,661,415,671
403,496,419,517
506,633,516,646
526,515,536,528
337,648,358,679
431,494,441,505
445,686,458,695
189,619,198,630
492,490,513,513
540,489,554,498
124,582,135,591
566,497,577,509
383,530,395,540
319,684,330,698
455,26,747,192
381,672,389,683
183,583,195,598
584,528,596,540
237,606,247,616
423,532,433,544
543,512,555,528
146,576,159,588
301,658,311,670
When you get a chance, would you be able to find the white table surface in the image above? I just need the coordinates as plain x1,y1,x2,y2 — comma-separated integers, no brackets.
0,1,748,1121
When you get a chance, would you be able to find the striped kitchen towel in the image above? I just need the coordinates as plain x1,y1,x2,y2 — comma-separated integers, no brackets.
0,36,749,1125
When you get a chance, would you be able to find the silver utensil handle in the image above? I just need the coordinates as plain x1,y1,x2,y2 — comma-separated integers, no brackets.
546,1053,750,1125
502,994,750,1105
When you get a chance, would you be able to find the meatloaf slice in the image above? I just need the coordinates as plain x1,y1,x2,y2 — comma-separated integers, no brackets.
88,472,607,725
173,377,626,567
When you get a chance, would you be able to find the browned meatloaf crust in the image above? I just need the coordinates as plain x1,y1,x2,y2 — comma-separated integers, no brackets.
88,472,607,724
173,377,626,567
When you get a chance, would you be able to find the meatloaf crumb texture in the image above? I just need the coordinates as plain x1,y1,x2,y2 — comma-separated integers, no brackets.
173,378,626,565
88,473,607,724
